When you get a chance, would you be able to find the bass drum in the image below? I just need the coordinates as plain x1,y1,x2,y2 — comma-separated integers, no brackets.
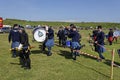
33,27,46,42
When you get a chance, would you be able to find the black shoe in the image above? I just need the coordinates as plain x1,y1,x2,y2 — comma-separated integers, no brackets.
12,55,16,58
72,52,76,60
47,52,52,56
73,56,76,60
76,52,80,56
97,58,102,62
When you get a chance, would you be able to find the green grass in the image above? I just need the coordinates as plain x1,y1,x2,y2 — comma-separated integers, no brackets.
0,29,120,80
3,18,120,28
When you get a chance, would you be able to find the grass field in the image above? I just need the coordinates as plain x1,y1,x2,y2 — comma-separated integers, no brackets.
3,19,120,28
0,28,120,80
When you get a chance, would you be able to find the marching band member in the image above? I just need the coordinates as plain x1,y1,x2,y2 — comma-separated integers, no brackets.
8,24,21,58
95,26,106,62
42,25,48,51
68,25,81,60
92,28,98,52
108,29,113,45
45,26,54,56
62,26,69,48
57,26,63,46
19,26,31,69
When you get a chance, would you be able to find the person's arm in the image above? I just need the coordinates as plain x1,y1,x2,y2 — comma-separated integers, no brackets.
57,30,60,37
8,30,12,43
68,31,74,38
26,33,30,46
98,32,105,44
19,33,22,44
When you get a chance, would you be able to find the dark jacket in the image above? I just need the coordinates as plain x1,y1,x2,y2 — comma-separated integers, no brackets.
48,28,54,39
96,31,105,45
57,30,63,38
20,31,30,47
8,28,21,42
68,31,81,42
108,31,113,37
93,30,98,36
92,30,98,41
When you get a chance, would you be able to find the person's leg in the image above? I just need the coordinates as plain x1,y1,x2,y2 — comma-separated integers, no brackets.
98,52,105,59
116,37,117,43
12,50,16,58
59,37,62,45
61,37,66,47
19,51,26,68
45,39,54,56
24,50,31,69
110,41,112,45
47,47,52,56
76,42,82,56
97,45,105,61
64,37,67,47
71,42,77,60
42,41,46,51
94,43,98,52
76,50,80,56
11,42,16,58
72,50,77,60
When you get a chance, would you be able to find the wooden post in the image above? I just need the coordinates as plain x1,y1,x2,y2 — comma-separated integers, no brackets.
110,49,115,80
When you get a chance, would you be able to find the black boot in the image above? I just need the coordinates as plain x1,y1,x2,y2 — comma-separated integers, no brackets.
72,52,76,60
24,58,31,69
20,59,26,68
47,51,52,56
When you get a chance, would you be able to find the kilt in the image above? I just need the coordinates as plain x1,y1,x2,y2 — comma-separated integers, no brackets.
108,37,113,42
45,39,54,47
71,42,81,50
11,41,20,48
97,45,106,53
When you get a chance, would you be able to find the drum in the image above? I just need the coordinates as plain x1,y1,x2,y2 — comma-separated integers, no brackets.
66,40,71,47
33,27,46,42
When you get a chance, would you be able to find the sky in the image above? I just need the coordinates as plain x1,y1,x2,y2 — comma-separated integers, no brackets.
0,0,120,22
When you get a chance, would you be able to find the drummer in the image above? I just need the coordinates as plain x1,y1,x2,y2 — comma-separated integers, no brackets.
45,26,54,56
42,25,48,51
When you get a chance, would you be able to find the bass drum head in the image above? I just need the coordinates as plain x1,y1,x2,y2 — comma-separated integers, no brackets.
33,28,46,42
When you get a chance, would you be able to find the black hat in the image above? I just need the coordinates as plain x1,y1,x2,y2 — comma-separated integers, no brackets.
109,28,112,30
13,24,19,27
72,26,76,28
19,26,24,30
97,25,102,29
70,24,74,27
13,24,19,29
